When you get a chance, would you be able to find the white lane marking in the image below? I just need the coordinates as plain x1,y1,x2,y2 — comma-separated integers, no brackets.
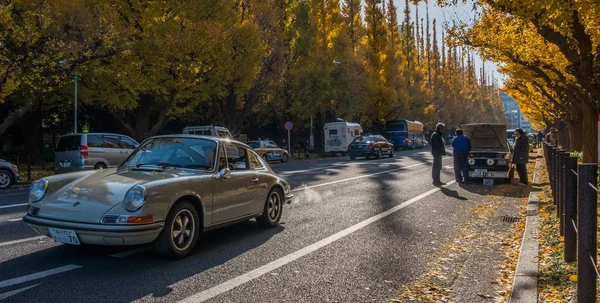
0,264,82,289
444,165,454,169
7,218,23,222
0,284,41,300
178,181,457,303
110,247,150,258
278,164,344,175
0,203,28,209
291,163,426,192
0,236,47,247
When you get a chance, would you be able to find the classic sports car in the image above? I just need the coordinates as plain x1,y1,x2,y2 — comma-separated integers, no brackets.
246,140,290,163
24,136,293,258
463,123,513,183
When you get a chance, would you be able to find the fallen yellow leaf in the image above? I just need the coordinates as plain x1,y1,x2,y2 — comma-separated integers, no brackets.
569,275,578,282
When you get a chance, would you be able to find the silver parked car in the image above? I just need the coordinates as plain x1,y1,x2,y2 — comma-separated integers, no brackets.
54,133,139,174
0,159,19,189
24,135,293,258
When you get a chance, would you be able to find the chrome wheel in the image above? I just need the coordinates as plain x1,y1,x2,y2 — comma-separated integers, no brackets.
171,209,195,251
267,191,282,221
0,170,12,189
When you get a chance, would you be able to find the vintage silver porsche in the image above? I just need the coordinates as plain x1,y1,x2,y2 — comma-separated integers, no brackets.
23,135,293,258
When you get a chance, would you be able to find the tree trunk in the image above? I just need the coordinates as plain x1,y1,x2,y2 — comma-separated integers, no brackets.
567,119,584,152
0,96,37,137
581,103,598,163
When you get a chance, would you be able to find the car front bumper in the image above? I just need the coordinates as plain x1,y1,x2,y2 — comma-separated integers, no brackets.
284,193,294,204
468,169,509,179
23,215,164,246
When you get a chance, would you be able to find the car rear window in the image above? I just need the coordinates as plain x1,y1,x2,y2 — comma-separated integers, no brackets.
352,136,376,143
56,135,81,152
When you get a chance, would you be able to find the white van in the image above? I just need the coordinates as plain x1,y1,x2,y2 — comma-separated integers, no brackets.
183,126,232,139
324,122,363,155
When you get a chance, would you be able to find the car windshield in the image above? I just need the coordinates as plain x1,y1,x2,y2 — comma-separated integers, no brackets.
122,137,217,170
247,142,260,149
352,136,376,143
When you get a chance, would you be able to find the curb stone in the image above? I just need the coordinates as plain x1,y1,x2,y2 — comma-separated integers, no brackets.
508,150,543,302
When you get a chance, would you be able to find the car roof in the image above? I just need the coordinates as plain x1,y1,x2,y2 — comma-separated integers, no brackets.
59,133,133,137
148,134,250,148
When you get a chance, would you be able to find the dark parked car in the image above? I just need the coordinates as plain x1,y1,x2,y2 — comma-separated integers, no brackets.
0,159,19,189
463,124,513,183
348,135,394,160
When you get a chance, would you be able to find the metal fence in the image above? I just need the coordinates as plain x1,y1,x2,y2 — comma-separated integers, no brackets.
544,143,599,303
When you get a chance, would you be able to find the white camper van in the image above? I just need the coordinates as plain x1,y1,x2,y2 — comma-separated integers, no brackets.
324,121,363,155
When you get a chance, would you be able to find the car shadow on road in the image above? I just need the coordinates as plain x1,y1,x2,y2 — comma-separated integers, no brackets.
440,187,469,200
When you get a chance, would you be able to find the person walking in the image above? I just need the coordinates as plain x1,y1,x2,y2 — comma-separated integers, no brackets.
452,129,471,184
513,128,529,186
430,123,447,186
536,131,544,148
544,128,556,145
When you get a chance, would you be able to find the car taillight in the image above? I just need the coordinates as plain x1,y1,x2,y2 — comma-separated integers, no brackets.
80,145,88,159
369,143,374,148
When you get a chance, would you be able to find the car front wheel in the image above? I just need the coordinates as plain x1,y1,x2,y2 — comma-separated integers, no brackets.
0,169,13,189
154,201,200,258
281,153,289,163
257,188,283,228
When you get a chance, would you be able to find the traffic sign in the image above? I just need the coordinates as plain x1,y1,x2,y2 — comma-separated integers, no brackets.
284,121,293,130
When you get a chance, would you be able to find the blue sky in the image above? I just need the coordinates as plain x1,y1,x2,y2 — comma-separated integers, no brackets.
391,0,505,87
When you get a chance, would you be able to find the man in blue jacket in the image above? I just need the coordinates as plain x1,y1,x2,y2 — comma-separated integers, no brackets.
452,129,471,183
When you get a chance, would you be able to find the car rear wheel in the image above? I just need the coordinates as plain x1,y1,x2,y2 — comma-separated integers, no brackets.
94,163,107,169
257,188,283,228
154,201,200,259
0,169,13,190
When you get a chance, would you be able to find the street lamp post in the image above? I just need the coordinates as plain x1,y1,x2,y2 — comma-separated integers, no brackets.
71,74,80,134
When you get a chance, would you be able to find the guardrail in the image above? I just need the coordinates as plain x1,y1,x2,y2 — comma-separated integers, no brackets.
545,143,598,303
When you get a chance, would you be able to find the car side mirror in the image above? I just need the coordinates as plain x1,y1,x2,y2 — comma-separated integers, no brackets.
215,168,231,180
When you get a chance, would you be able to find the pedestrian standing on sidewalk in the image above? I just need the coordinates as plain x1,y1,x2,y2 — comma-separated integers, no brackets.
536,131,544,148
544,128,556,145
513,128,529,186
430,123,447,186
451,129,471,184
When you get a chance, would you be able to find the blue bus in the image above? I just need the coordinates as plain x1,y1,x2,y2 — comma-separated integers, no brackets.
385,119,427,149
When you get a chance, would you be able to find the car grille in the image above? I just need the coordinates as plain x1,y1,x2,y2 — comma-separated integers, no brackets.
28,207,40,216
101,215,119,224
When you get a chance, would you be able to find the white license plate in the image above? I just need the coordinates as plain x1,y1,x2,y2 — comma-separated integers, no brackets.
48,228,80,245
61,161,71,168
474,169,487,177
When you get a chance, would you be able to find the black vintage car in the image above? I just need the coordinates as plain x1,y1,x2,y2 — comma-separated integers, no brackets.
463,123,514,183
348,135,394,160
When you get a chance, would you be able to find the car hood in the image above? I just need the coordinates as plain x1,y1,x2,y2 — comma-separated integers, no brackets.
462,124,509,152
35,168,210,223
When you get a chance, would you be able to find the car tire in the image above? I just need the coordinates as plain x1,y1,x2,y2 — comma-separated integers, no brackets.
0,169,13,190
389,149,394,158
281,153,289,163
94,163,107,169
375,149,382,159
349,155,356,160
154,201,200,259
257,188,283,228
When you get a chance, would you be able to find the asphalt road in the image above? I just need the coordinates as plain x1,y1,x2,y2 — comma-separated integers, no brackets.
0,148,476,303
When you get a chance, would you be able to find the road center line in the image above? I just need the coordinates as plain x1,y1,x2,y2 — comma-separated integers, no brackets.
0,264,82,289
7,218,23,222
0,236,47,247
0,284,41,300
0,203,28,209
178,181,457,303
291,162,426,192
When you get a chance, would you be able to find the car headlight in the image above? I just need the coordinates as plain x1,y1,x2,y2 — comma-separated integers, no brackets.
29,179,49,202
468,158,476,165
124,185,147,212
284,183,291,194
486,159,495,166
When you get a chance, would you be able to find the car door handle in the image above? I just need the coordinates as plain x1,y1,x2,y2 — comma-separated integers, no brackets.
250,177,259,183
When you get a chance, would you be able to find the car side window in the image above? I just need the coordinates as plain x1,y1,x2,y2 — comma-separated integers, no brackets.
120,136,137,149
225,145,248,171
102,136,120,148
87,135,104,148
268,141,279,148
248,150,264,169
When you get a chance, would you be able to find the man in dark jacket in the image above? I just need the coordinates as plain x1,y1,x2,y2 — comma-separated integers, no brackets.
452,129,471,183
513,128,529,186
430,123,447,186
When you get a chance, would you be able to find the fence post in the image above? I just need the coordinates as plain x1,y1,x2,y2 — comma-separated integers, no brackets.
549,147,555,202
559,151,567,235
577,163,598,303
563,156,578,262
556,149,564,220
